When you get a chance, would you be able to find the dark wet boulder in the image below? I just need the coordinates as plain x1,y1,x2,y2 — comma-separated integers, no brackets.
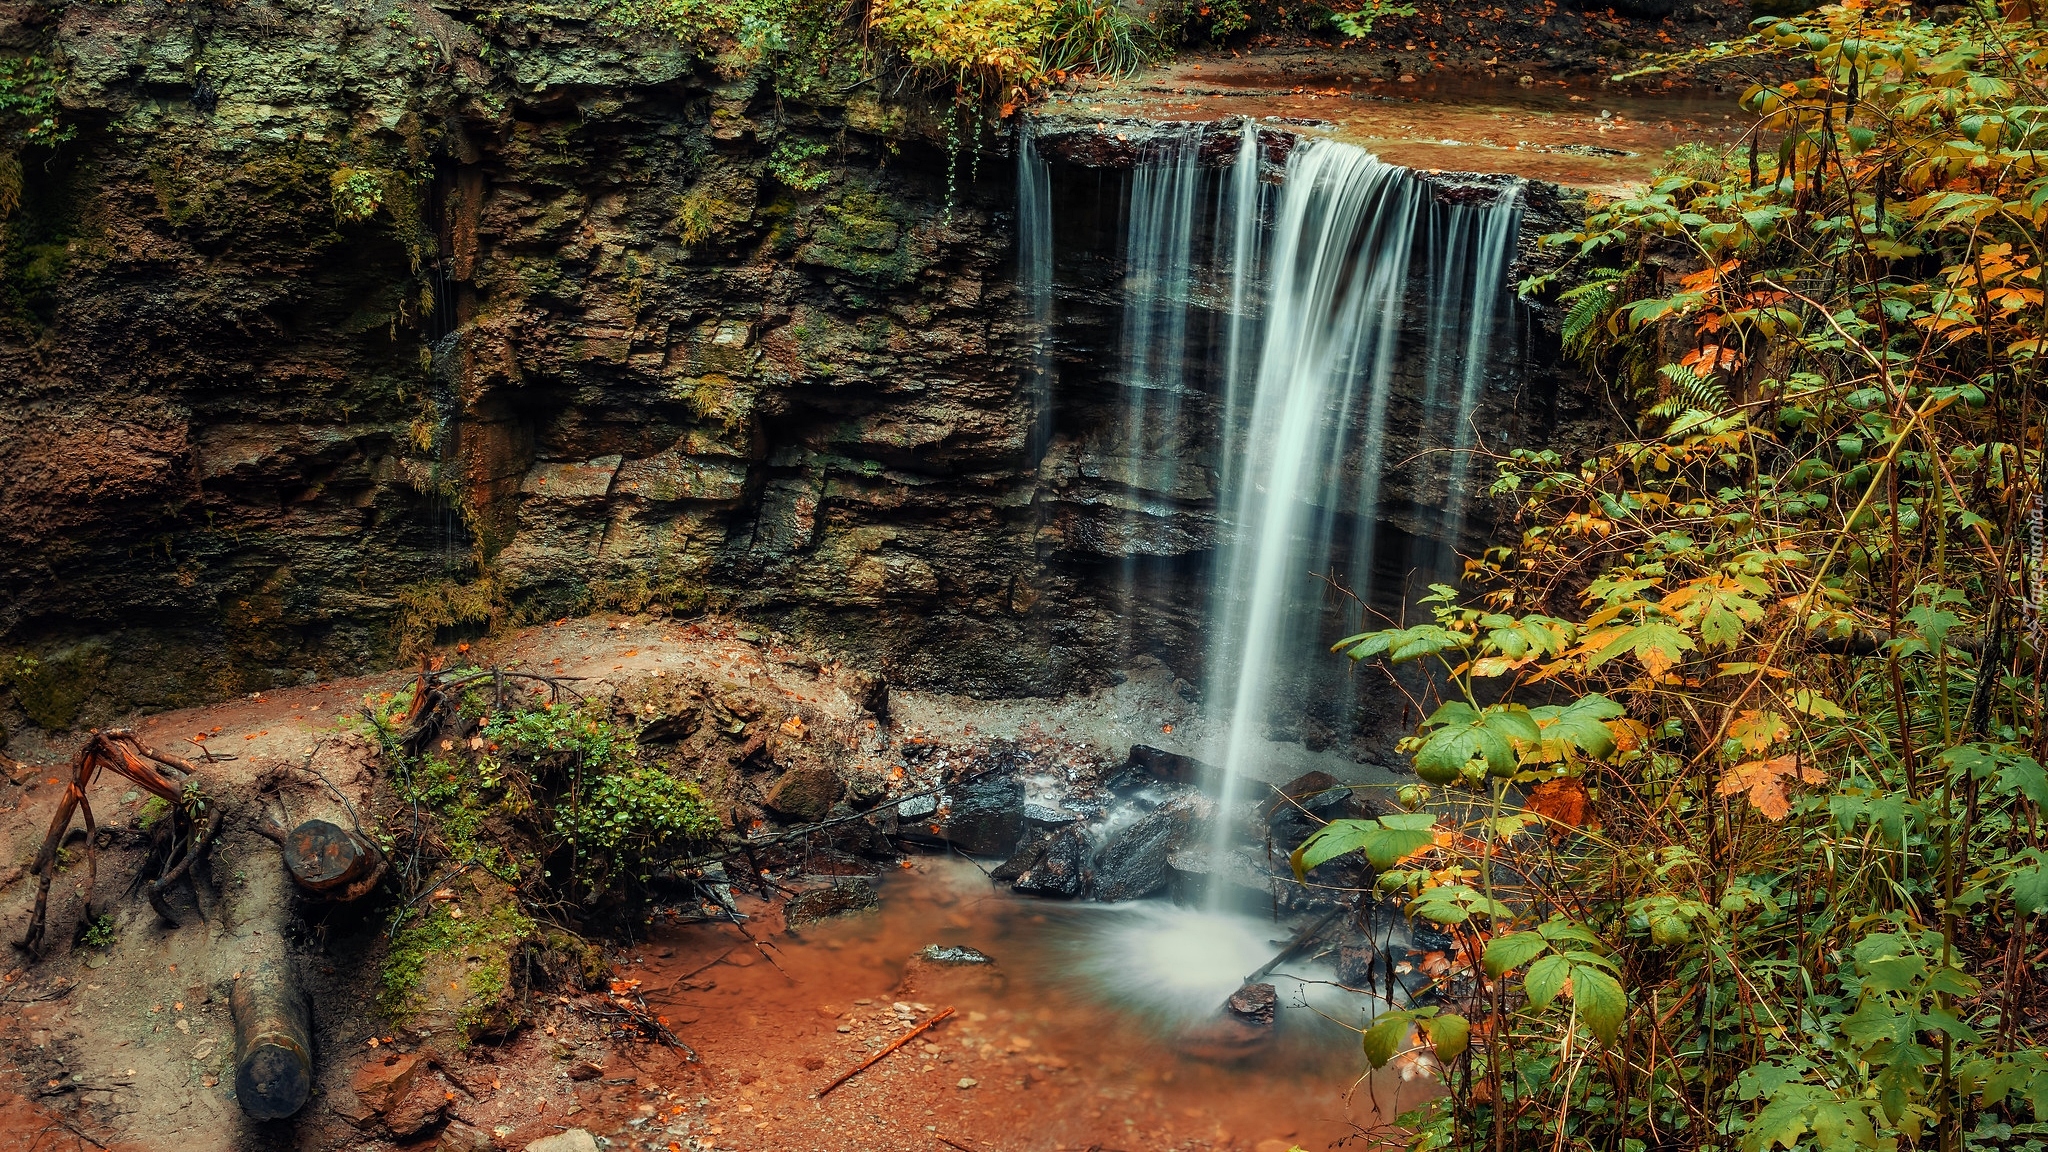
933,772,1024,855
1013,826,1087,897
1090,810,1174,902
1109,745,1207,791
897,944,1003,997
1267,771,1359,850
993,829,1055,882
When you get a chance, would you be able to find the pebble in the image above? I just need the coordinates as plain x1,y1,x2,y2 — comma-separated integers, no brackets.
957,1078,978,1090
836,1024,852,1033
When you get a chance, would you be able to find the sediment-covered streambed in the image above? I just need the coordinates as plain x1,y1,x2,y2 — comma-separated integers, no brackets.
634,856,1426,1152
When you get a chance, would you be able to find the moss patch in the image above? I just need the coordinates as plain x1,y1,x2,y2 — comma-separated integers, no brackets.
379,876,535,1040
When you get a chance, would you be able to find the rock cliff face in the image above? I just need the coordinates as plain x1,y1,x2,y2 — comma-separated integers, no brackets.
0,1,1608,739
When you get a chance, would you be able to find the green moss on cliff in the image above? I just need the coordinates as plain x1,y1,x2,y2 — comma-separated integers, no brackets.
2,645,110,731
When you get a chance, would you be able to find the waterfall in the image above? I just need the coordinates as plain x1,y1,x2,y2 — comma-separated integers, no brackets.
1441,187,1523,552
1073,123,1523,899
1018,117,1056,462
1113,124,1208,628
1202,141,1427,877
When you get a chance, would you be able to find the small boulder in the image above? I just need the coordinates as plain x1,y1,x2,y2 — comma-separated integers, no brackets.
992,829,1054,882
1090,810,1174,902
764,764,842,822
1114,745,1206,789
384,1067,454,1137
1012,826,1087,897
897,944,1003,998
348,1051,424,1121
1226,983,1278,1026
933,772,1024,856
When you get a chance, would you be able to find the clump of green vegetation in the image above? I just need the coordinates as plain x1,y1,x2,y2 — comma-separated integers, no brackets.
393,574,504,657
394,753,534,882
1038,0,1152,77
484,702,717,890
767,137,831,192
329,164,434,272
136,795,171,830
1299,7,2048,1152
79,914,116,950
484,701,632,770
556,765,718,884
1656,140,1733,185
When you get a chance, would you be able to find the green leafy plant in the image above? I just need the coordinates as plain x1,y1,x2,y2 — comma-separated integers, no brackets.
767,137,831,192
1298,7,2048,1150
79,914,116,950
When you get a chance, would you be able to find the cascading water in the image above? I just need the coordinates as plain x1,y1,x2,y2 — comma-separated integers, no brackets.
1416,184,1525,565
1035,119,1523,907
1111,124,1209,625
1440,187,1523,550
1202,140,1430,878
1018,117,1056,461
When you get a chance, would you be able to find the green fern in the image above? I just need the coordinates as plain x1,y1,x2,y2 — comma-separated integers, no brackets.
1644,362,1731,433
1558,275,1621,360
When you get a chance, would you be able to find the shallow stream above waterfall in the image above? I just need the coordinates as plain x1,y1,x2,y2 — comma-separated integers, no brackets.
636,857,1431,1152
1048,67,1745,191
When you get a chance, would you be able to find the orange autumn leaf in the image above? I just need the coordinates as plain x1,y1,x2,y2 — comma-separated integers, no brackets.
1525,776,1597,836
1717,754,1827,821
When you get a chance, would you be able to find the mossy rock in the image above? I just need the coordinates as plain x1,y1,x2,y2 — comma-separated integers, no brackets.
797,188,917,285
380,874,534,1045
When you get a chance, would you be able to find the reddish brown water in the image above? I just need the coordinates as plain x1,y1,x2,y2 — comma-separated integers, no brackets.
1051,67,1747,192
636,858,1429,1152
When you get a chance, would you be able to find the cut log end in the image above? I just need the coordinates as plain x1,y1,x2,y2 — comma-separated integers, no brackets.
283,819,385,898
232,962,313,1120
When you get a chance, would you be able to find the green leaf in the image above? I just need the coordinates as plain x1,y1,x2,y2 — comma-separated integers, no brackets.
1289,815,1439,877
1527,693,1626,760
1591,618,1697,675
1424,1012,1469,1062
2009,850,2048,915
1524,953,1570,1011
1482,931,1550,977
1362,1013,1411,1068
1571,965,1627,1045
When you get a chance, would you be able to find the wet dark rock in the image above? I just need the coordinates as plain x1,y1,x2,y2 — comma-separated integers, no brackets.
1091,810,1175,902
1012,827,1088,897
993,829,1055,882
784,878,878,928
1266,771,1359,851
898,944,1003,997
1023,801,1081,827
1166,844,1277,914
1226,982,1278,1025
1337,942,1378,987
1112,745,1208,790
932,772,1025,856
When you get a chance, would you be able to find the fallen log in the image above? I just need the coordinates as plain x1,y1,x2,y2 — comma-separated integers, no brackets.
231,960,313,1120
815,1006,955,1098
